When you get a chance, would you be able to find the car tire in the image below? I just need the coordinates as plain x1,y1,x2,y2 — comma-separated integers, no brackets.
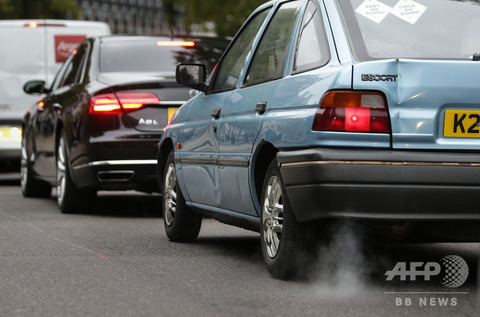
260,159,315,280
162,151,202,242
56,130,96,213
20,137,52,198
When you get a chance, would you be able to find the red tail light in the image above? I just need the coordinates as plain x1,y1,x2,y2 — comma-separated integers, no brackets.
90,92,159,114
312,91,390,133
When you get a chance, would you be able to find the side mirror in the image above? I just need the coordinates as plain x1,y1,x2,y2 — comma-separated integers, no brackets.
23,80,47,95
176,63,206,92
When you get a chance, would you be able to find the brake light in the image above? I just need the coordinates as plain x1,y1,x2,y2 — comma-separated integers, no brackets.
312,91,390,133
157,41,195,47
90,94,122,113
90,92,159,114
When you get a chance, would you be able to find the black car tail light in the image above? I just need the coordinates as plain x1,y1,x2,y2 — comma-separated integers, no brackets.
312,91,390,133
90,92,159,114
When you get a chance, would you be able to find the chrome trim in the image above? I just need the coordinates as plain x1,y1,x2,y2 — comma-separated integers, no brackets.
159,101,184,106
74,159,157,170
281,160,480,168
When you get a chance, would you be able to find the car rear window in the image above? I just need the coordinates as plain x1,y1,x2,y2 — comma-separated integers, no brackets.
99,38,228,73
338,0,480,60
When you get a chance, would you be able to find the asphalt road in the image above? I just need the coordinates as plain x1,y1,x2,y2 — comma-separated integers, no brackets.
0,173,479,317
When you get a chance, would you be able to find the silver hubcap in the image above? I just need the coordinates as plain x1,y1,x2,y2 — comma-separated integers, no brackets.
57,138,66,206
164,163,177,227
262,175,284,259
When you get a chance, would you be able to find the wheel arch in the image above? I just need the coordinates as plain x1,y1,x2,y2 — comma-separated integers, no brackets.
252,141,278,211
157,138,174,192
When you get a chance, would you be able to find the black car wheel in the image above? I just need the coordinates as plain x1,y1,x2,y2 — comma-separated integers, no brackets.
163,151,202,242
260,159,314,280
20,137,52,198
56,130,95,213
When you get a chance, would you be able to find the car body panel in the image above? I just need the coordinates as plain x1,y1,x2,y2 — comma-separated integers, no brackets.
160,0,480,233
23,35,229,194
352,59,480,150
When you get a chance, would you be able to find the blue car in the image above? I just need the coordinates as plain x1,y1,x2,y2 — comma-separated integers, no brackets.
157,0,480,279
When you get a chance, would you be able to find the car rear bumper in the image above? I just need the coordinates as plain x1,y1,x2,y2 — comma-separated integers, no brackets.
277,148,480,222
72,159,158,192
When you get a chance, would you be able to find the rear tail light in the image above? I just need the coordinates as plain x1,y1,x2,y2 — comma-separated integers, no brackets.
90,92,159,114
312,91,390,133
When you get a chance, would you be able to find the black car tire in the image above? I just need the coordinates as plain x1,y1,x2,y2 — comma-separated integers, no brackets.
20,137,52,198
162,151,202,242
56,130,96,213
260,159,315,280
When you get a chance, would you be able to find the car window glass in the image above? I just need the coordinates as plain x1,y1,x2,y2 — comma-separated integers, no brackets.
50,55,72,90
339,0,480,60
100,39,227,75
293,0,330,73
211,8,270,92
244,1,300,86
59,44,87,87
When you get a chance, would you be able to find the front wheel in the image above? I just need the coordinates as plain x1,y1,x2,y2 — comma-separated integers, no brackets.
260,159,315,280
20,136,51,198
57,131,96,213
162,151,202,242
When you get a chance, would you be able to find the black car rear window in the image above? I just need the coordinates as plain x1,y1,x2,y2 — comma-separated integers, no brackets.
99,38,228,73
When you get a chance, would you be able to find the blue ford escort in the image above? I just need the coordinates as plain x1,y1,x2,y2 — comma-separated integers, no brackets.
157,0,480,279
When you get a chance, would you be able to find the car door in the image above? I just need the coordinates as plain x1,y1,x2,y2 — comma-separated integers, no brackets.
214,0,302,215
33,42,89,177
179,7,271,208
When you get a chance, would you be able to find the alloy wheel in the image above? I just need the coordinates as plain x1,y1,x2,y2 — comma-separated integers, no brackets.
56,137,67,207
20,140,29,192
262,175,284,259
164,162,177,227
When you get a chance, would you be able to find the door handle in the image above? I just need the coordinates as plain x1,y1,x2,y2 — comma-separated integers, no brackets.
255,101,267,115
211,107,221,120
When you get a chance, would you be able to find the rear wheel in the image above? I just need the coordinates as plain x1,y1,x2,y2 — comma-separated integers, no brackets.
260,159,315,280
163,151,202,242
56,131,95,213
20,136,51,198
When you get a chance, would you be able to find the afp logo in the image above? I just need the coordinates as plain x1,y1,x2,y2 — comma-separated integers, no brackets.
385,255,469,288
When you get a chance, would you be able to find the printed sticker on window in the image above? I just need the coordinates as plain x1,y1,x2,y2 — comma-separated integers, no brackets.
355,0,392,24
391,0,427,24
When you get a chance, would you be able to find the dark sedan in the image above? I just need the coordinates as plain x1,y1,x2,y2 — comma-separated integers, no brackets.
21,35,229,213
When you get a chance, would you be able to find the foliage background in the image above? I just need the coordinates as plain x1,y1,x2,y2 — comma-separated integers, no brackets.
0,0,78,19
169,0,266,37
0,0,266,37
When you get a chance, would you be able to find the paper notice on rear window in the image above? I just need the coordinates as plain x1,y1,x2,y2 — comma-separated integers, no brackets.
391,0,427,24
355,0,392,24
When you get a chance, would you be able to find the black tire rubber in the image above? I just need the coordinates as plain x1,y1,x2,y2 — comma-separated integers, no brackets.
260,159,315,280
20,136,52,198
162,151,202,242
56,130,96,213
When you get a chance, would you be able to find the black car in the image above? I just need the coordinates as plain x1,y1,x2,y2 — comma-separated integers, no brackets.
21,35,229,213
